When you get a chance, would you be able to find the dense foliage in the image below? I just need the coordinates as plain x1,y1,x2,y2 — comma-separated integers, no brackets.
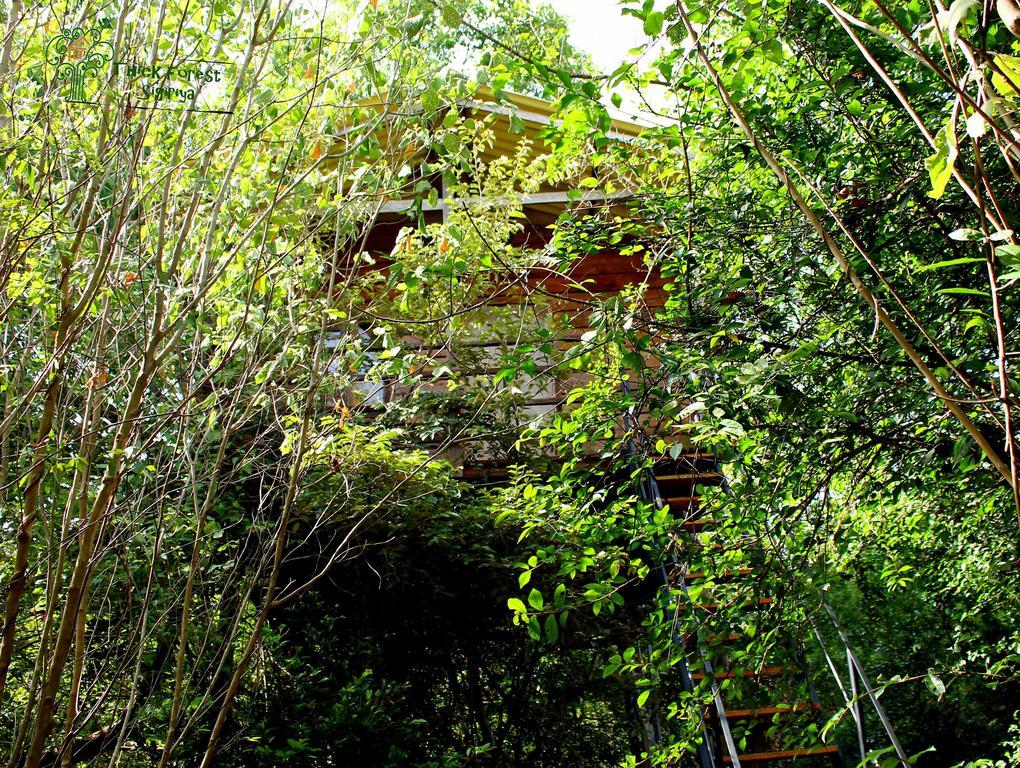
0,0,1018,766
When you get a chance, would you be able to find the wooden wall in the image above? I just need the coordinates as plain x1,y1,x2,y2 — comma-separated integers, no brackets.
327,205,671,474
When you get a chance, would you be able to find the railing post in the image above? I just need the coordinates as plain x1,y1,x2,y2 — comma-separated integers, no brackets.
823,602,911,768
621,382,728,768
676,650,721,768
648,479,737,768
848,647,867,765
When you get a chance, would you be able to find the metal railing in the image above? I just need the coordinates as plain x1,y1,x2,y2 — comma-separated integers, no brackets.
813,603,911,768
620,382,740,768
619,381,911,768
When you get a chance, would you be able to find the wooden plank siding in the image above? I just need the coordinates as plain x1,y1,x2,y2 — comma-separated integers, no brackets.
329,226,673,475
319,89,672,474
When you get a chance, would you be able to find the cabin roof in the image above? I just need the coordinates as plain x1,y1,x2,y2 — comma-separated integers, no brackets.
353,85,647,142
453,85,647,139
333,85,645,225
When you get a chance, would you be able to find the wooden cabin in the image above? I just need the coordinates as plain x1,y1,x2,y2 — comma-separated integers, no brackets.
319,87,855,768
319,86,670,473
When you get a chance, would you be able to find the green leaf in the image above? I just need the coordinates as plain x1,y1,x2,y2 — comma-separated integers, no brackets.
637,689,651,707
719,418,744,435
518,570,532,588
507,597,527,614
643,11,664,36
916,257,985,271
991,54,1020,98
553,583,566,607
996,243,1020,265
442,132,461,153
527,616,541,641
508,112,525,134
421,89,440,112
494,366,517,384
622,351,645,370
949,228,982,241
937,287,990,296
964,315,988,333
528,588,544,610
925,672,947,699
440,3,460,26
544,614,559,643
925,118,958,199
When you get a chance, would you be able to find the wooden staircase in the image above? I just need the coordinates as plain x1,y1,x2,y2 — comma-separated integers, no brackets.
645,449,844,768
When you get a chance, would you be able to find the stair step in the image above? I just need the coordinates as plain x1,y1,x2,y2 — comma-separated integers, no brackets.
685,568,753,581
686,632,746,649
692,665,784,681
653,452,717,460
708,703,820,720
652,454,717,464
693,539,759,553
722,745,840,763
680,518,715,531
655,472,722,483
700,633,747,643
663,496,700,506
695,597,774,611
